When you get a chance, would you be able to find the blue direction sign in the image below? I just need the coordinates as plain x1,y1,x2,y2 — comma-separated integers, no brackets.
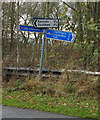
46,29,75,42
18,25,75,42
18,25,44,33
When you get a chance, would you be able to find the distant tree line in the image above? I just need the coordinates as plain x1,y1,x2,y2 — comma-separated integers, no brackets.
2,2,99,71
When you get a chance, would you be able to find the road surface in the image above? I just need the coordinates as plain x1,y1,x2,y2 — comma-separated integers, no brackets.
0,104,94,120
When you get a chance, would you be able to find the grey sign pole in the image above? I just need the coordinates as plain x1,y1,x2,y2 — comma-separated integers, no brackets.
39,29,47,80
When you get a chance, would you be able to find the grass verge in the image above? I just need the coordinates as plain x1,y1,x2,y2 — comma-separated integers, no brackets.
2,90,99,120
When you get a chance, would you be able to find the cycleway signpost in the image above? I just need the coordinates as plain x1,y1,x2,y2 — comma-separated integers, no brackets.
46,29,75,42
32,17,59,79
18,25,75,43
18,25,44,33
18,17,75,79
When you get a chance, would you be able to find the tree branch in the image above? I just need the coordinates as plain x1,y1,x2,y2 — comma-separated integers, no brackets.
63,2,77,12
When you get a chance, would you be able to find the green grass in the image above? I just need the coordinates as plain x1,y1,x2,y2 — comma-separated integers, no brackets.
2,90,99,119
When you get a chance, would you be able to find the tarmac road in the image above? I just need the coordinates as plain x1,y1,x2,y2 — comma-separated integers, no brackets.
0,104,94,120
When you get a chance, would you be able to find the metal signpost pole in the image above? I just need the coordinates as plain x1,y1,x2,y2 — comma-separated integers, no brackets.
33,38,35,76
39,29,47,80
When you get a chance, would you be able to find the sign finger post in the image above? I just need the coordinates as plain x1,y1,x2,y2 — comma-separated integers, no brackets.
32,17,59,80
18,17,75,80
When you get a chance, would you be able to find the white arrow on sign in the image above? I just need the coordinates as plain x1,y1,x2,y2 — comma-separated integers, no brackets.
32,18,58,28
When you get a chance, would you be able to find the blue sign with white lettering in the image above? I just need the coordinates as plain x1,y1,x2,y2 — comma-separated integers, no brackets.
18,25,44,33
46,29,75,42
18,25,75,42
